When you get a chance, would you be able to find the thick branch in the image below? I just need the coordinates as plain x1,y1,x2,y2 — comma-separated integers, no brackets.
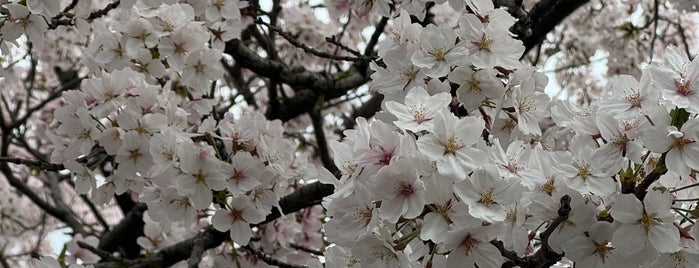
224,17,387,122
497,0,590,54
522,0,590,53
97,203,146,259
92,181,335,267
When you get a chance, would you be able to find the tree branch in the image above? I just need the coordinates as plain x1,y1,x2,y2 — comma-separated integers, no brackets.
501,0,591,54
0,157,65,171
224,16,388,122
97,203,146,259
497,195,571,268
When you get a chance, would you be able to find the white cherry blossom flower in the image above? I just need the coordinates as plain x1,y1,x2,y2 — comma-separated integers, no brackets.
212,196,265,245
611,190,680,255
453,165,524,222
417,111,484,180
642,117,699,176
369,158,426,223
442,225,504,268
563,221,621,268
411,24,469,77
385,86,451,132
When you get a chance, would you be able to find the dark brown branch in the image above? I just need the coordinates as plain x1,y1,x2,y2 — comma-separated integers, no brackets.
225,15,387,122
341,93,383,132
92,180,335,267
497,195,571,268
255,18,376,62
289,243,324,256
634,153,667,200
187,235,208,268
47,173,86,235
97,203,146,259
516,0,591,54
49,1,122,29
77,241,132,265
309,108,340,175
0,157,65,171
242,245,307,268
0,160,86,235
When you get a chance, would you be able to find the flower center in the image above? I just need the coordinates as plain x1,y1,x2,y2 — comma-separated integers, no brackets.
675,80,693,96
474,34,493,51
578,164,590,180
461,234,479,252
444,137,463,154
430,48,446,61
397,182,415,197
479,188,496,204
626,92,642,107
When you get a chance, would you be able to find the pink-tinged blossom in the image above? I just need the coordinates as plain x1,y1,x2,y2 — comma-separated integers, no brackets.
550,100,601,136
591,113,648,172
598,72,659,119
370,45,426,95
220,151,266,196
385,86,451,132
66,234,100,264
182,48,224,94
650,59,699,114
205,0,246,21
369,158,426,223
641,117,699,176
176,143,226,209
453,166,524,222
650,248,699,268
158,24,210,70
1,4,48,48
611,190,680,255
555,135,618,197
212,197,265,245
417,111,484,180
509,78,550,136
442,225,504,268
325,187,379,243
352,236,411,268
457,12,524,69
450,66,505,111
563,221,621,268
488,140,546,190
116,131,154,176
411,24,469,77
420,173,465,243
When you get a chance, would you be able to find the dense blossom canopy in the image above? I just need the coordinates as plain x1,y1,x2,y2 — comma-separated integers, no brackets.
1,0,699,267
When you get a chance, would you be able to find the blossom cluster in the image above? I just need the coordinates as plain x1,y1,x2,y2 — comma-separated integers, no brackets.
319,1,699,268
0,0,698,267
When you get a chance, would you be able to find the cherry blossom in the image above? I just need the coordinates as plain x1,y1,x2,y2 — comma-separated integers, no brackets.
2,1,699,267
611,189,680,255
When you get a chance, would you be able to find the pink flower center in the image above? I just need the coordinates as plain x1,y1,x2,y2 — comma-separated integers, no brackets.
397,182,414,197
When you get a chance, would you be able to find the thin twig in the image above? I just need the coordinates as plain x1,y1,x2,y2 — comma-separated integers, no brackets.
649,0,659,61
289,243,324,256
242,245,308,268
255,18,376,62
325,35,362,57
49,0,122,29
77,241,134,265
